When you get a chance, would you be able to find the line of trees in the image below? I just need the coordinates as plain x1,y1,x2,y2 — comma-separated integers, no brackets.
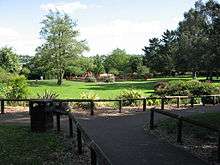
143,0,220,80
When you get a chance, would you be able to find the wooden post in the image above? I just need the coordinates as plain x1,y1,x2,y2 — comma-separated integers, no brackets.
69,116,73,138
218,132,220,163
1,100,4,114
56,113,60,132
90,148,97,165
143,99,146,112
213,96,216,105
177,118,183,144
119,100,122,113
90,101,94,116
177,97,180,108
150,109,154,130
161,98,164,110
190,96,194,108
77,126,83,154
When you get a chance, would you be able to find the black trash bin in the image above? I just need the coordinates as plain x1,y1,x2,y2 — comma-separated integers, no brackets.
30,101,54,132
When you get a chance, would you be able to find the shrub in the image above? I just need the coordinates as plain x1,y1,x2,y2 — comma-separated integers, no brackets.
118,89,142,106
5,75,29,99
76,92,99,110
154,80,220,97
37,90,59,99
85,76,97,82
103,76,115,83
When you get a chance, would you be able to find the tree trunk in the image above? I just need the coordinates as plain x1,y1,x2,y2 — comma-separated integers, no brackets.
209,71,213,81
192,71,197,79
57,70,64,85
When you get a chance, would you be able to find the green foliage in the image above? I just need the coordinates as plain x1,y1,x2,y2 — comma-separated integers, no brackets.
5,75,29,99
142,0,220,79
37,90,59,99
0,47,21,73
154,80,220,96
118,89,143,106
37,10,89,85
76,92,99,109
20,67,31,77
93,55,105,76
101,76,115,83
104,48,130,74
85,76,97,82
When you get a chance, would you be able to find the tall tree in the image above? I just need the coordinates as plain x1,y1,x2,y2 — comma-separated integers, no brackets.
37,10,88,85
177,7,208,78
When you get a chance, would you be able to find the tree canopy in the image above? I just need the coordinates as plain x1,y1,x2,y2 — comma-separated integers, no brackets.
36,10,89,85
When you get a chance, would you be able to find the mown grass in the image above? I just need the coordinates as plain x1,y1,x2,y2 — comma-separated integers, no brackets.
28,80,155,99
28,77,206,99
0,125,66,164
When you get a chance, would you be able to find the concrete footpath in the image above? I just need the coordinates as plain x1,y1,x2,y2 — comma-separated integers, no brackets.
77,112,208,165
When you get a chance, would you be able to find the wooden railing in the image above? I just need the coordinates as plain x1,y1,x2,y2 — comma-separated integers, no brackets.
1,94,220,115
68,113,112,165
149,108,220,162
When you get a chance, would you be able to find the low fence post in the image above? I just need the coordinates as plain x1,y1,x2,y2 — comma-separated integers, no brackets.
119,100,122,113
177,117,183,144
161,98,164,110
90,101,95,116
1,100,4,114
177,97,180,108
143,98,146,112
213,96,216,105
77,126,83,154
150,109,155,130
218,132,220,162
190,96,194,108
56,113,60,132
68,116,73,138
91,148,97,165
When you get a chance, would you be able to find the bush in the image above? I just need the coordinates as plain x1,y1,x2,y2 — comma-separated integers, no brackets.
154,80,220,97
118,89,142,106
76,92,99,110
85,76,97,82
5,75,29,99
37,90,59,99
103,76,115,83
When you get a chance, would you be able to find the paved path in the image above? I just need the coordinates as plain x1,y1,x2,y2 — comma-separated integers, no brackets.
77,111,208,165
1,105,219,164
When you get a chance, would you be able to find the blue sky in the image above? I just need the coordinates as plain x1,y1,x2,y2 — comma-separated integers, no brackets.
0,0,203,56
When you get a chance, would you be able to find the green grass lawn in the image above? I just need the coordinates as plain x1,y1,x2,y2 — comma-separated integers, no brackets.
28,79,156,99
0,125,68,164
28,77,205,99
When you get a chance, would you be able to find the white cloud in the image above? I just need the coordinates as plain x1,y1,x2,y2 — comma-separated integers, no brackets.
40,1,88,13
0,27,41,55
80,19,179,56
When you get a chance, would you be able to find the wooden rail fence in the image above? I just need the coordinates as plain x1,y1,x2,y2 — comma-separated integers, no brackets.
1,94,220,115
149,108,220,162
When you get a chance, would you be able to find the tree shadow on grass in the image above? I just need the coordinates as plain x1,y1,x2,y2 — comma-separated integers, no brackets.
83,81,156,92
28,80,72,87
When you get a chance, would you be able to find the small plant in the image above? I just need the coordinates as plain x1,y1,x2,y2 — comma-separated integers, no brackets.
37,90,59,99
118,89,143,106
76,92,99,110
85,76,97,82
